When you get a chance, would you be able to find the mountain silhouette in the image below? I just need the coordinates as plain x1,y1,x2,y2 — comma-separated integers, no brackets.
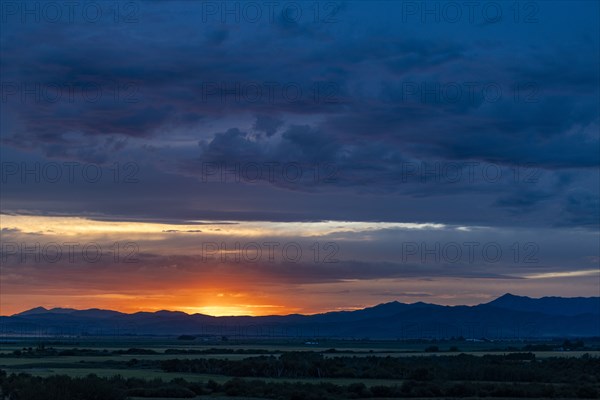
1,294,598,339
485,293,600,316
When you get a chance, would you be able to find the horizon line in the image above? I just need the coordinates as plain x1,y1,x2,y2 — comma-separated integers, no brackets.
5,292,599,318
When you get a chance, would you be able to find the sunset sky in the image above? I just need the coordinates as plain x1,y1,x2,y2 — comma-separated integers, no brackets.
1,1,598,316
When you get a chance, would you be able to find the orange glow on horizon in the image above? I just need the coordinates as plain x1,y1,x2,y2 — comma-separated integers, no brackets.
0,290,303,317
0,301,303,318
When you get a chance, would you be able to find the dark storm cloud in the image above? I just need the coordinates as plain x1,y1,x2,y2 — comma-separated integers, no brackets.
560,189,600,228
1,1,598,230
0,250,518,289
253,115,284,137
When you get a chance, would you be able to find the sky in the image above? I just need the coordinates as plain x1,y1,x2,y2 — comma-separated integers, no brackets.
0,0,599,316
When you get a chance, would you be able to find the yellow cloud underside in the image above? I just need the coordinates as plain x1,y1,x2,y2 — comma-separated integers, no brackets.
1,214,446,238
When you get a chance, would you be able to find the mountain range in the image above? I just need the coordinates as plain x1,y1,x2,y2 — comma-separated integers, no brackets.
1,294,598,339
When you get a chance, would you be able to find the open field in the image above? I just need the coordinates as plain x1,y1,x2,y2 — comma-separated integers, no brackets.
0,366,406,387
3,335,598,353
1,336,599,399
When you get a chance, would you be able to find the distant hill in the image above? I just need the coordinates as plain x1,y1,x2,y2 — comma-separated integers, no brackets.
17,307,77,316
485,293,600,316
1,294,598,339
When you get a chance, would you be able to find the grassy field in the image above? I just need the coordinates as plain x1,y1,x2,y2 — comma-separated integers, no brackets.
2,336,597,353
1,336,598,399
2,366,407,387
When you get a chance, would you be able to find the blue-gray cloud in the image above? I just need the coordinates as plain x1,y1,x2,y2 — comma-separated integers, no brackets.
1,0,598,231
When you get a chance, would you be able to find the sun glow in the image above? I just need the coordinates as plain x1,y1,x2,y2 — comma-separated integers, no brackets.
183,305,254,316
179,304,288,317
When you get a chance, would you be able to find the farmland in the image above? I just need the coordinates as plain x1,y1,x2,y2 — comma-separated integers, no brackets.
0,336,599,399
